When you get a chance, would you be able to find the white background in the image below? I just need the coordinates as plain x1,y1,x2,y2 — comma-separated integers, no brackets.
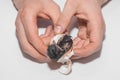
0,0,120,80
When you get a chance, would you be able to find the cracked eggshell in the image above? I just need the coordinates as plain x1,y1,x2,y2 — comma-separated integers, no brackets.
50,34,74,62
50,34,65,45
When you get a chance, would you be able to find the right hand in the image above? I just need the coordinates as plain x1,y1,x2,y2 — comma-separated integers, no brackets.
13,0,60,62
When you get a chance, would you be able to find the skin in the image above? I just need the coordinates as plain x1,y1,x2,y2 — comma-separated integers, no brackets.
54,0,108,59
13,0,108,62
13,0,60,62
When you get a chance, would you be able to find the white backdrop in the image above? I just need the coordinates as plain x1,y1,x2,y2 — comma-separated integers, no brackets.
0,0,120,80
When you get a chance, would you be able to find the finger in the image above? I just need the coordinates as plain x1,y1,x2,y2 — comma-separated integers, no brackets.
40,25,53,38
82,39,90,47
54,1,77,34
15,15,50,62
40,25,55,45
73,37,81,46
73,20,105,59
78,26,87,40
44,2,61,25
73,42,102,59
45,25,53,36
72,8,105,59
72,39,89,59
73,39,85,50
20,9,48,57
38,13,50,20
73,28,103,59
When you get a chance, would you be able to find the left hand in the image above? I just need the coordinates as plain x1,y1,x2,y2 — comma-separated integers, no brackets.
54,0,106,59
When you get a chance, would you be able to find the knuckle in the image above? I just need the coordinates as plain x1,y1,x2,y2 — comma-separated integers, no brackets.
101,20,106,29
79,43,101,58
80,53,88,58
33,56,43,61
55,5,60,11
36,58,49,63
102,21,106,32
15,21,18,30
21,45,37,59
15,16,18,26
20,11,26,19
94,43,101,51
27,36,35,45
26,35,38,46
20,7,31,19
21,46,30,54
21,45,42,61
15,20,18,27
15,20,20,33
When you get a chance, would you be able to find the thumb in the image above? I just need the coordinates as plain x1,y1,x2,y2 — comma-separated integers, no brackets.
54,5,75,34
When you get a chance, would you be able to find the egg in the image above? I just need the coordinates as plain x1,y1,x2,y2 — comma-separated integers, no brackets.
47,34,74,75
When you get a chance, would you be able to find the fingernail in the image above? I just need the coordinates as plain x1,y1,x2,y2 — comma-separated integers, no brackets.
54,26,62,34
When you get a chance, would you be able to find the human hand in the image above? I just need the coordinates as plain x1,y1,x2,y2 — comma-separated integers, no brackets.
13,0,60,62
54,0,108,59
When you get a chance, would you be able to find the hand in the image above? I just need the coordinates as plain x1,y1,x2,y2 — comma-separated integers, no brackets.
13,0,60,62
54,0,107,59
